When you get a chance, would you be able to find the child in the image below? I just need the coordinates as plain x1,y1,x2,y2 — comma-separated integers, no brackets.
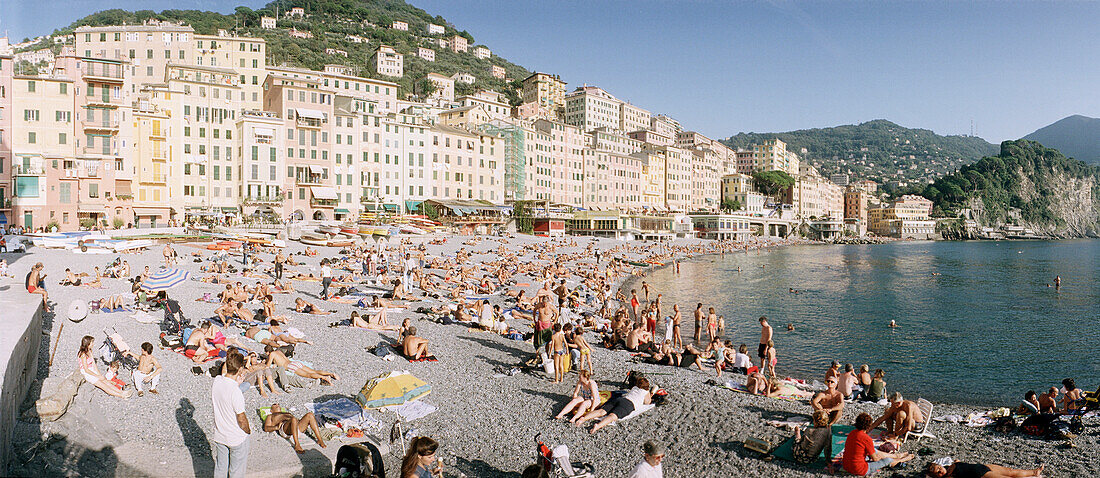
104,360,127,390
547,323,567,383
133,342,162,396
573,326,593,372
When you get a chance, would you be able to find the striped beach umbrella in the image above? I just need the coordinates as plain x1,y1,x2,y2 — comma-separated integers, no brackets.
141,267,190,291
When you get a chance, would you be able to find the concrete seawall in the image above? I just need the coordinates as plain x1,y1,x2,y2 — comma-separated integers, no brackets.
0,287,44,474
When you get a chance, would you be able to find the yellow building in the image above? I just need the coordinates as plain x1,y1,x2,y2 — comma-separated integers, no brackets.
633,150,666,210
193,32,266,110
131,100,172,226
752,138,800,175
521,72,566,118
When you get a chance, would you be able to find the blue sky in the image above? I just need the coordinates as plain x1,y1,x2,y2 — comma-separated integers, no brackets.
4,0,1098,142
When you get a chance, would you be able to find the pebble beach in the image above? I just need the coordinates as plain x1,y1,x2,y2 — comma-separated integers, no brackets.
5,232,1097,477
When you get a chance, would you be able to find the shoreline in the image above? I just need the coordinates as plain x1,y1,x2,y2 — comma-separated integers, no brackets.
4,234,1094,477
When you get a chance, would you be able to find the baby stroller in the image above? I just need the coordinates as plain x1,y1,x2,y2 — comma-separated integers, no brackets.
99,328,139,370
534,433,595,478
333,441,385,478
161,298,190,336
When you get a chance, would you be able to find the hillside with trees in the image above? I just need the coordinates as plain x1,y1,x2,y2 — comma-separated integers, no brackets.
721,120,998,186
27,0,531,104
917,139,1100,237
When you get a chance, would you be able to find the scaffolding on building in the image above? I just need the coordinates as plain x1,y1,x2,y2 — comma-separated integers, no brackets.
478,121,525,203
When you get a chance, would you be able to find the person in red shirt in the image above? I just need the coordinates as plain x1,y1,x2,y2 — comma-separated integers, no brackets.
842,413,914,475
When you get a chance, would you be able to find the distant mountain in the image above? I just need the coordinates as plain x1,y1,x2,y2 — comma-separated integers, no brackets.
1022,115,1100,164
721,120,998,186
31,0,530,104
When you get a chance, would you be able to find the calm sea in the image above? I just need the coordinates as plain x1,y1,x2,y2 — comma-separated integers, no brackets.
640,240,1100,406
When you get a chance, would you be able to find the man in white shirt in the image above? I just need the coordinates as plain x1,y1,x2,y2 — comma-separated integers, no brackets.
403,253,417,290
629,440,664,478
320,259,333,300
212,353,251,478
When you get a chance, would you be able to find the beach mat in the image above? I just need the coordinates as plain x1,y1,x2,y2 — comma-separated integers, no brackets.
771,425,886,466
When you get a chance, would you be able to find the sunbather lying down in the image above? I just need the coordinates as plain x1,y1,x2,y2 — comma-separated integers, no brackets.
294,298,332,315
263,403,326,453
265,346,339,385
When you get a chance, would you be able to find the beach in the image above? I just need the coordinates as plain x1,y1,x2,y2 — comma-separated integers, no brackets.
5,232,1096,477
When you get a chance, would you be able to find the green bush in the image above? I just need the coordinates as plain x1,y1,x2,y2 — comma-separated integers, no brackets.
113,217,125,229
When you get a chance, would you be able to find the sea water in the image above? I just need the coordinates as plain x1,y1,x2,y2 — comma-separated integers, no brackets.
640,240,1100,406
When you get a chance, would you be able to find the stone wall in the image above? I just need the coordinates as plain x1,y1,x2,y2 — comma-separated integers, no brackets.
0,292,44,473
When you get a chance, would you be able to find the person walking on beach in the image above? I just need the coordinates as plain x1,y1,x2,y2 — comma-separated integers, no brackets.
162,243,175,267
629,440,665,478
693,303,704,343
212,353,251,478
758,316,773,371
320,259,332,300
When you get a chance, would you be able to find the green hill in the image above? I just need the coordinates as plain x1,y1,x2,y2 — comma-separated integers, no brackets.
36,0,530,104
721,120,998,186
919,139,1100,236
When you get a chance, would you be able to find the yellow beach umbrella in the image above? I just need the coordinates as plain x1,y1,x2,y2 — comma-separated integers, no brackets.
354,371,431,409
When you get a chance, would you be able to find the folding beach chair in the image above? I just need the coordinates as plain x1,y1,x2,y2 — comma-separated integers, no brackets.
904,398,937,442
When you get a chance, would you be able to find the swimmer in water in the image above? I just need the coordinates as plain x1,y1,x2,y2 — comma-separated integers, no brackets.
1054,276,1061,290
888,319,898,328
786,323,794,331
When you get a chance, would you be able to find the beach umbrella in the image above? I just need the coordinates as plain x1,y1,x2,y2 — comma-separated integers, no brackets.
354,371,431,409
141,267,190,291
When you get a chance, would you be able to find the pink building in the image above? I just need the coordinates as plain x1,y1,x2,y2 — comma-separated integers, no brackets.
0,51,12,225
263,72,338,221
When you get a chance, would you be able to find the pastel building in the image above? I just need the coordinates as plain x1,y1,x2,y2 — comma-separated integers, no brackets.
521,72,566,119
369,45,403,78
448,35,468,53
474,46,491,60
417,47,435,62
0,51,13,221
73,21,193,89
192,32,266,109
753,138,800,175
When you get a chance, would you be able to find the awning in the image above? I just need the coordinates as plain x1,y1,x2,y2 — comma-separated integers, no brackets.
0,212,7,224
220,207,238,213
382,203,399,212
114,180,132,196
78,209,106,214
334,208,350,214
310,186,338,200
405,200,422,212
308,165,323,175
253,127,275,137
295,108,324,120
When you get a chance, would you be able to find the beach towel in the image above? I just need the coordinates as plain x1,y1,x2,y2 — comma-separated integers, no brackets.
407,354,438,362
771,425,885,466
130,311,158,324
209,315,266,328
387,400,437,422
720,381,810,401
617,403,656,423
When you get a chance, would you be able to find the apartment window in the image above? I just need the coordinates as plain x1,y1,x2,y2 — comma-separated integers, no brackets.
146,66,153,76
27,81,35,93
89,183,99,198
58,133,66,144
27,132,35,144
146,49,153,59
270,148,276,162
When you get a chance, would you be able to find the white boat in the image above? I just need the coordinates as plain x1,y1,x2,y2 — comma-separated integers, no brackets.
299,234,329,246
399,225,428,235
317,225,342,236
114,239,154,252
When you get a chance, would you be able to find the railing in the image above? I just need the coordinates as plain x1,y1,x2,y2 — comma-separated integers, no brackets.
13,164,46,175
86,95,124,107
145,174,168,184
83,64,124,80
295,174,323,185
83,118,121,130
310,198,338,207
81,146,119,157
243,195,284,205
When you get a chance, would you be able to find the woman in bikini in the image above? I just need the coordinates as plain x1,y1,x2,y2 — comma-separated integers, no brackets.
78,335,131,398
555,370,600,423
294,298,330,315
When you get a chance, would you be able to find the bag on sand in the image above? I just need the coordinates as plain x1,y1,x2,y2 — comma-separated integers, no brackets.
334,442,385,478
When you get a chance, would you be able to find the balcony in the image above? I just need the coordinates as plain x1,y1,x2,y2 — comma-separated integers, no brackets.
143,174,168,184
310,198,338,208
83,119,121,132
86,95,124,108
83,65,125,83
243,195,284,206
14,164,46,175
81,146,119,158
295,174,323,186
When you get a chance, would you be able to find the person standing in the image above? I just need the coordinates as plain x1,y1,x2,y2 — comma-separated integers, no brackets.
320,259,332,300
628,440,665,478
273,250,285,281
212,353,251,478
758,316,773,371
693,303,704,343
